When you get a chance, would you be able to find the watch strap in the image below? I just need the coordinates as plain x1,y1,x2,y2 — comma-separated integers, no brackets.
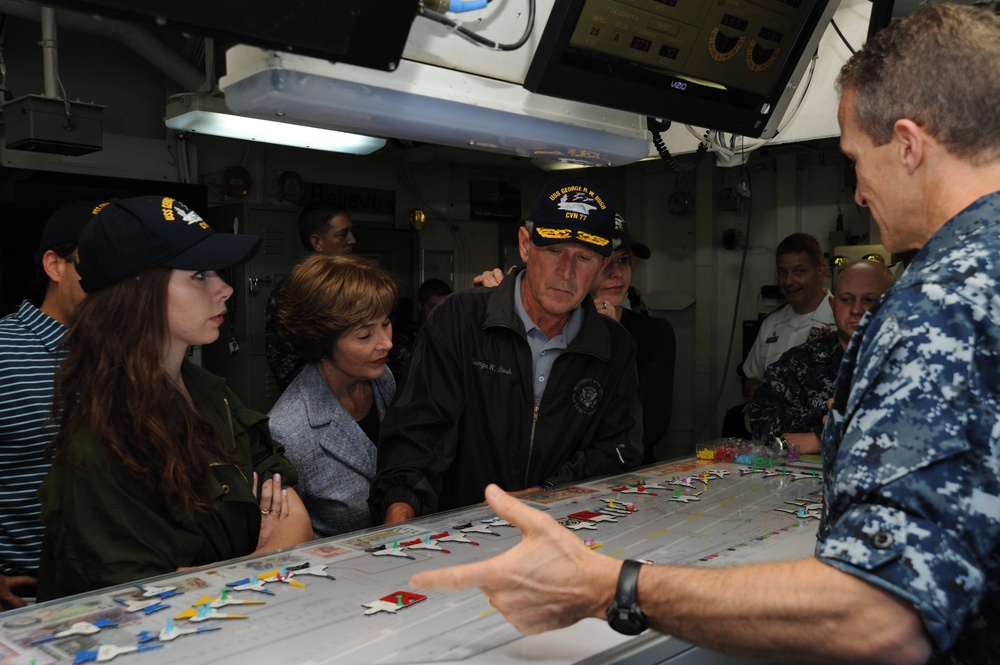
606,559,648,635
615,559,643,606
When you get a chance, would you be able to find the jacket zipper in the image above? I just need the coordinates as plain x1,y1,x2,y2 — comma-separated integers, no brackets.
524,404,539,487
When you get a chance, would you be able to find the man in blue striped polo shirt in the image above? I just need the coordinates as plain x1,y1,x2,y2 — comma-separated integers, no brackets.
0,201,101,609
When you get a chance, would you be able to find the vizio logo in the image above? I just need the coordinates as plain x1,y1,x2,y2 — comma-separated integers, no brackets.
670,80,687,91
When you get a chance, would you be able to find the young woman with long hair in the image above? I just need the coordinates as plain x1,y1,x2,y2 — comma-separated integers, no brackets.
38,196,312,599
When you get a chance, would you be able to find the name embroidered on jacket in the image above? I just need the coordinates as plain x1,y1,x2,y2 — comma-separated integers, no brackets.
471,359,513,375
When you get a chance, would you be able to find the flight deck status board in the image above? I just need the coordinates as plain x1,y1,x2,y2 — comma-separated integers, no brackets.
0,457,823,665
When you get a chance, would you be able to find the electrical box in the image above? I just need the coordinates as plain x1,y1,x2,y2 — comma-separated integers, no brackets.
2,95,104,156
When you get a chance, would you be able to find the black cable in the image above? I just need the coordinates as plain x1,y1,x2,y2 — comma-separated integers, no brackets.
831,19,856,55
419,0,535,51
647,117,710,174
689,163,754,448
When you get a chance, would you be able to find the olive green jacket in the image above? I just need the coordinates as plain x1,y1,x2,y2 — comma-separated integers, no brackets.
38,361,297,600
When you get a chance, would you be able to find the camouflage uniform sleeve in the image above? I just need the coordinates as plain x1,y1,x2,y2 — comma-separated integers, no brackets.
749,338,834,440
817,285,1000,653
749,353,806,439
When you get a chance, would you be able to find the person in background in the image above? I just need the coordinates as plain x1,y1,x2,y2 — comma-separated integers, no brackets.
265,202,357,387
268,254,397,538
723,232,835,437
387,278,452,386
38,196,312,600
410,5,1000,662
742,232,835,399
0,201,102,610
585,214,675,464
476,214,676,465
370,176,643,525
750,259,895,454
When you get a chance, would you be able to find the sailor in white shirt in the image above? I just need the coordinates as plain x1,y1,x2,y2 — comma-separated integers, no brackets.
742,233,835,402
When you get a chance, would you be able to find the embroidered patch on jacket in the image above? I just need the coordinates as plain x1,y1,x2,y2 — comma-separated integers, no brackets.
572,378,603,415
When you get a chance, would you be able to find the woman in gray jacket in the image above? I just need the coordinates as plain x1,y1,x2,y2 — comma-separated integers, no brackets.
268,254,397,537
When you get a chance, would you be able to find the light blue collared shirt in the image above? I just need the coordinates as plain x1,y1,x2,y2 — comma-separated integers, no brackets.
513,272,585,404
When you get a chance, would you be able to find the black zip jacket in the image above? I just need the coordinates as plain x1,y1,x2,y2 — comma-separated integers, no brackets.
369,269,643,518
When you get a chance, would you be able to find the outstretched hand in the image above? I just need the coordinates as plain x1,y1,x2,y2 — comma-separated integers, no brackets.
409,484,620,634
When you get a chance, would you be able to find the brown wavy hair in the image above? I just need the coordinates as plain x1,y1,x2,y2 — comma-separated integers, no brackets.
276,254,398,362
49,266,232,514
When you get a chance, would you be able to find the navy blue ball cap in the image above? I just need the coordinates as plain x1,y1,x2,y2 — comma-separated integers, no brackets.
76,196,262,293
39,200,107,252
613,213,651,260
528,176,617,257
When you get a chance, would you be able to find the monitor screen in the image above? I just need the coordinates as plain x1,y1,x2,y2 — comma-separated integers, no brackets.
524,0,840,139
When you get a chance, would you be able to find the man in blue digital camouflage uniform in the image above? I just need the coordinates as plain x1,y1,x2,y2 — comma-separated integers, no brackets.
749,259,895,454
409,6,999,663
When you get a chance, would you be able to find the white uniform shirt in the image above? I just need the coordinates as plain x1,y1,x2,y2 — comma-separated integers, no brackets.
741,292,835,381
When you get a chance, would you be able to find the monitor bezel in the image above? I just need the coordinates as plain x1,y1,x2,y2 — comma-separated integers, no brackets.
524,0,840,139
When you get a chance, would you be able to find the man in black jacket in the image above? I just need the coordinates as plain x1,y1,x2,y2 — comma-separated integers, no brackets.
370,177,643,524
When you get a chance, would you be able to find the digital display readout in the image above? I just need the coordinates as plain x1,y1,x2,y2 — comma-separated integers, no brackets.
630,36,653,52
758,26,784,43
659,44,679,59
720,14,750,31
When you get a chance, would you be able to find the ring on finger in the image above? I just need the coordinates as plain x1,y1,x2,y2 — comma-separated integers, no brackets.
261,509,271,515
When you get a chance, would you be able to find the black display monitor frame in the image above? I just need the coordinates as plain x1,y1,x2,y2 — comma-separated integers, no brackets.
524,0,841,139
33,0,419,72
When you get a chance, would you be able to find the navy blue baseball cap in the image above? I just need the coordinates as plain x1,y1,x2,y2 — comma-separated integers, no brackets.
39,200,107,252
527,176,617,257
613,214,651,259
76,196,261,293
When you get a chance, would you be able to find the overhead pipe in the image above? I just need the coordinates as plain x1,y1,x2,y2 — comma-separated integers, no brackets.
0,0,205,91
39,5,57,97
199,36,216,94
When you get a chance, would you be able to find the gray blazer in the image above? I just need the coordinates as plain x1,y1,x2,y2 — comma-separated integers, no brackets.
268,363,395,538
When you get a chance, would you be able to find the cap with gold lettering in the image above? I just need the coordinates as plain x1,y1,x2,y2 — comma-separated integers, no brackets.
528,176,617,257
76,196,261,292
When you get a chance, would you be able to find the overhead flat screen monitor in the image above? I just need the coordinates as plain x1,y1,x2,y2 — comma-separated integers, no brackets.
37,0,419,71
525,0,840,139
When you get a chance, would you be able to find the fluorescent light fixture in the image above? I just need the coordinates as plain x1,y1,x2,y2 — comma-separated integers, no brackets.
219,46,652,167
164,94,385,155
532,160,594,171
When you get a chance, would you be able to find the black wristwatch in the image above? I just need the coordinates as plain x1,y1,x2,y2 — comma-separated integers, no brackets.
606,559,648,635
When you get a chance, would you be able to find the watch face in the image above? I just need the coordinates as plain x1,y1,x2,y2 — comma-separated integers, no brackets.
607,559,649,635
606,605,647,635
